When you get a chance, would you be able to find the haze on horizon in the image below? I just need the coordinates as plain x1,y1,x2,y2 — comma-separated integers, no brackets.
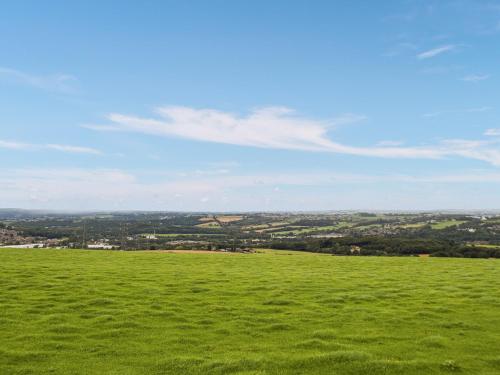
2,1,500,211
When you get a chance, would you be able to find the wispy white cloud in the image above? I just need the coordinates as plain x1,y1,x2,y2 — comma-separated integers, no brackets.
88,106,369,153
3,168,500,210
81,124,122,132
0,67,78,93
0,139,101,155
204,160,240,169
377,140,405,147
417,45,456,59
45,144,101,155
485,128,500,137
437,139,500,166
460,74,490,82
0,140,34,150
422,106,491,118
86,105,500,166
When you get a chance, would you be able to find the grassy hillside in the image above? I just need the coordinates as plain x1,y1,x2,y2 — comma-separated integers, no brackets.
431,220,467,230
1,249,499,374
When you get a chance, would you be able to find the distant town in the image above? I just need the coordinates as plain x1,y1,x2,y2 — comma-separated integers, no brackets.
1,209,499,257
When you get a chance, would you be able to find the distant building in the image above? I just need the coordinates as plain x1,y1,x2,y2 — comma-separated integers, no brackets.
350,245,361,254
310,233,343,238
87,243,115,249
0,243,45,249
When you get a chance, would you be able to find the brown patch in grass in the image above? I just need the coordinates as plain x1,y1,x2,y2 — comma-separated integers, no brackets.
215,215,244,223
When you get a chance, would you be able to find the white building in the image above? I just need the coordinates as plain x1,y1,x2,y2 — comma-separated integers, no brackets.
87,243,115,249
0,243,45,249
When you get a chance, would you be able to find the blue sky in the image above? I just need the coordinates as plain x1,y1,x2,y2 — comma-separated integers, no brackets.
1,0,500,211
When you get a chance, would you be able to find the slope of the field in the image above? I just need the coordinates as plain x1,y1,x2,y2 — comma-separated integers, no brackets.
1,249,499,374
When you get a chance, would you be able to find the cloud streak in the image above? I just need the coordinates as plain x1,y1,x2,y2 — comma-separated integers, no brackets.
460,74,490,82
417,45,456,59
0,140,101,155
0,140,33,150
422,106,491,118
86,106,500,166
0,67,78,93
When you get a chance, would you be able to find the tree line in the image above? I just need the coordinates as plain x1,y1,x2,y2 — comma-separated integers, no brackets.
269,236,500,258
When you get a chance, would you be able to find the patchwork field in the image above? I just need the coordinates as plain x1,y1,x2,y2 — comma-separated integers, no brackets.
431,220,467,230
1,249,499,374
195,222,221,228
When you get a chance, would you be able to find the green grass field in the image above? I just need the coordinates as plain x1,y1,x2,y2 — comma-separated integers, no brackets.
141,234,226,238
473,244,500,249
1,249,499,374
273,223,352,235
431,220,467,230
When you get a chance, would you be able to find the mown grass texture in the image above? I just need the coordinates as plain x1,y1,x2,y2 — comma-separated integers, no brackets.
1,249,499,374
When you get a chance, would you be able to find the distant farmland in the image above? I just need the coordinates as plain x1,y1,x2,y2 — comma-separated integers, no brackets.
1,248,499,374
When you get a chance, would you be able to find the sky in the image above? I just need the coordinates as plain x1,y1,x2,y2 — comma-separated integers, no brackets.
1,0,500,211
